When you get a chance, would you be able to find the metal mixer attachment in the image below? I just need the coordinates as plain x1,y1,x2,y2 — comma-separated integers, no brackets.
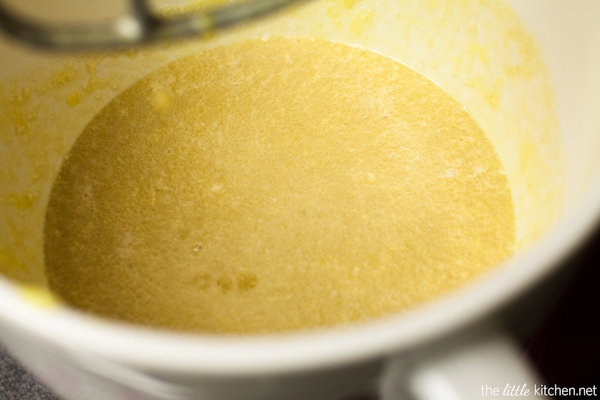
0,0,303,51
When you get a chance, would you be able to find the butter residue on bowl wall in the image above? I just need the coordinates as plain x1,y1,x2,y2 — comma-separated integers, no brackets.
0,0,562,287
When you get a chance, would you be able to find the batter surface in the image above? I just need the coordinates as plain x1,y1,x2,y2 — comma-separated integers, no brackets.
44,38,515,334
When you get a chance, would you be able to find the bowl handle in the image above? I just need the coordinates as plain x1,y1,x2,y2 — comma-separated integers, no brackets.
381,331,547,400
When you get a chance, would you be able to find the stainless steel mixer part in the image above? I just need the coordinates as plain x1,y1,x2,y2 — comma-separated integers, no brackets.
0,0,304,51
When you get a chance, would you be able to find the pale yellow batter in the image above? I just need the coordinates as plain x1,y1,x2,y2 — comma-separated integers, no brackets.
44,37,515,334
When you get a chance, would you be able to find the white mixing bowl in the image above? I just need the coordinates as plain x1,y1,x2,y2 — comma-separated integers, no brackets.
1,0,599,398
